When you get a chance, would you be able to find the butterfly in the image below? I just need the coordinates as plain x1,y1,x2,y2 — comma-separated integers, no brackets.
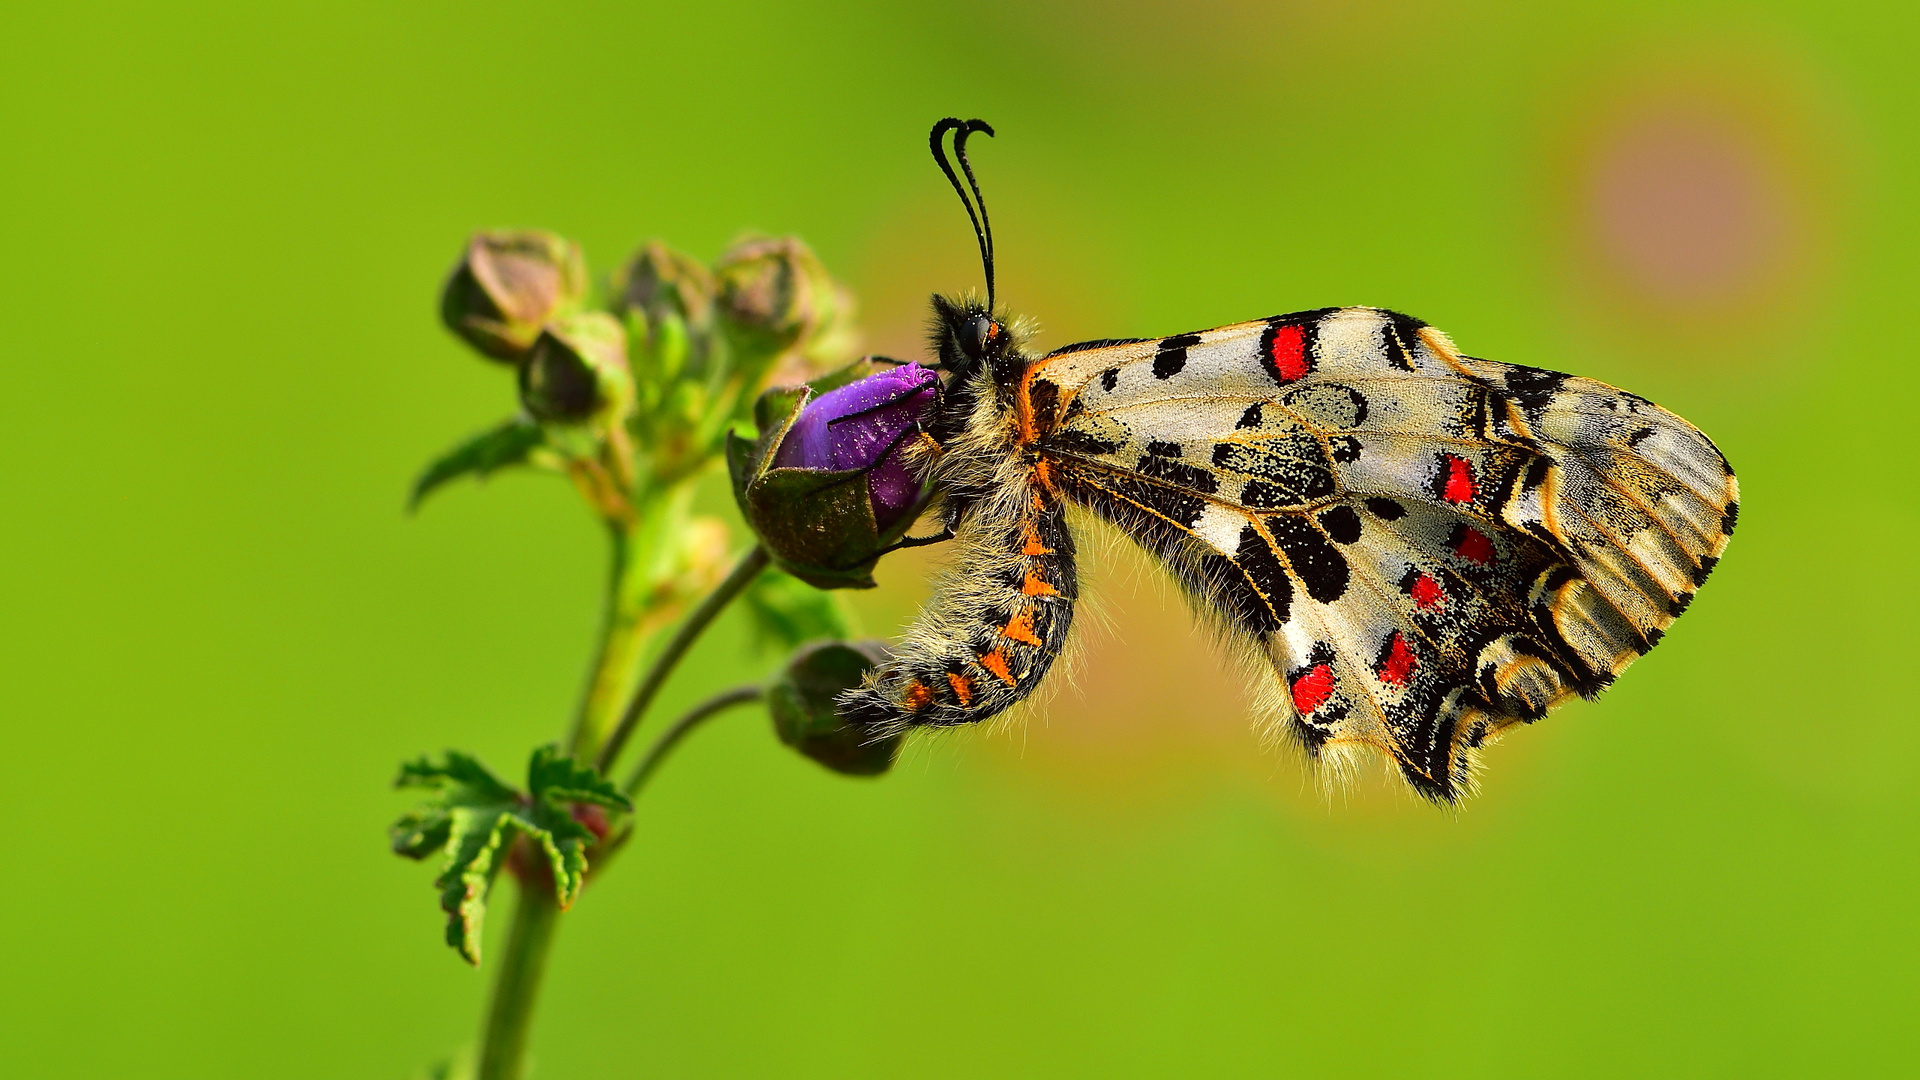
837,118,1739,802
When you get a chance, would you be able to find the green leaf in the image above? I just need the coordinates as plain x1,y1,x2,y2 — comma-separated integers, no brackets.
522,745,632,908
408,416,546,511
526,744,631,810
743,566,854,651
389,747,628,964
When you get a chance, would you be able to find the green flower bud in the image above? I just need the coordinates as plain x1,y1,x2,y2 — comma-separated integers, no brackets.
440,230,587,362
712,237,854,381
714,236,818,342
520,311,634,424
768,640,902,775
610,240,714,330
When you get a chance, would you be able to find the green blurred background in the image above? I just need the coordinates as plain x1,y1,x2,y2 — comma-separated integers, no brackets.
3,1,1915,1076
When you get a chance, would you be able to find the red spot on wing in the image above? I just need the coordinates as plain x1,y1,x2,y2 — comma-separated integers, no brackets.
1270,325,1309,381
1291,663,1335,714
1409,572,1445,609
1451,527,1495,565
1442,455,1478,504
1376,632,1418,687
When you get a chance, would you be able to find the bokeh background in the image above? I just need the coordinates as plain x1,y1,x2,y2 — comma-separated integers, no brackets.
3,1,1915,1076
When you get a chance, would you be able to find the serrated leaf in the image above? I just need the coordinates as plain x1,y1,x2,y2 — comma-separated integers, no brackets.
389,750,528,965
438,803,521,963
742,566,853,651
523,745,629,908
408,416,546,511
390,747,630,963
526,744,632,811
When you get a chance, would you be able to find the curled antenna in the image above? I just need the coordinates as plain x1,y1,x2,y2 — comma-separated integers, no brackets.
929,117,997,312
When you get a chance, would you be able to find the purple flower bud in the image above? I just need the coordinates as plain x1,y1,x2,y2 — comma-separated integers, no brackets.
771,364,937,529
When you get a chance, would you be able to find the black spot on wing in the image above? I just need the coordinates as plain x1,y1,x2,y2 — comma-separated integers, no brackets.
1028,379,1061,431
1281,383,1369,428
1396,712,1461,803
1101,471,1209,527
1239,481,1291,509
1236,402,1263,429
1100,368,1119,392
1691,554,1719,587
1329,436,1362,464
1050,429,1122,457
1317,505,1362,544
1210,433,1334,504
1501,365,1569,414
1134,455,1218,494
1382,310,1428,371
1291,714,1332,752
1521,455,1551,491
1153,332,1201,379
1268,514,1350,603
1365,497,1407,520
1199,524,1292,635
1145,440,1182,458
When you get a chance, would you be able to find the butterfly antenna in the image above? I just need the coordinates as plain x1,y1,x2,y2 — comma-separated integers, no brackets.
929,117,997,312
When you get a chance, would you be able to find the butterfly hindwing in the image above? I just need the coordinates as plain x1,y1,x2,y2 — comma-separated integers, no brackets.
1035,307,1737,800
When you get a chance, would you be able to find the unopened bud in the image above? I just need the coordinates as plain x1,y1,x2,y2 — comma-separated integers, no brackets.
726,362,937,589
440,230,587,362
611,241,715,330
769,640,902,775
713,236,849,356
520,312,633,424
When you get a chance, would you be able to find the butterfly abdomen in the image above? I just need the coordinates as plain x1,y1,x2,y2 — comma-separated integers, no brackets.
839,476,1078,733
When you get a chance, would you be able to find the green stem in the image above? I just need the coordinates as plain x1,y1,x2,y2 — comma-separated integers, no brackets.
595,545,769,774
473,523,759,1080
475,879,559,1080
623,684,763,798
568,485,693,761
475,493,686,1080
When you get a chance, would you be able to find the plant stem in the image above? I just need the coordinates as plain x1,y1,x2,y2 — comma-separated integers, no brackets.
623,684,763,798
474,880,559,1080
474,532,760,1080
595,545,769,773
568,484,695,761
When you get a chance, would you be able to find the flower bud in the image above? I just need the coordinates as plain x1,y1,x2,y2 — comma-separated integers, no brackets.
726,362,938,589
768,640,902,775
610,241,714,330
712,236,854,378
714,236,820,342
520,311,633,424
772,364,937,531
440,230,587,362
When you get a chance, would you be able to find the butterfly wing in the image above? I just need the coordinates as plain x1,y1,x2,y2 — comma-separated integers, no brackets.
1031,307,1737,800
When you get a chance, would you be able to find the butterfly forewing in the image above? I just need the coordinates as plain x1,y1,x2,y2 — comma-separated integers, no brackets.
1032,306,1737,799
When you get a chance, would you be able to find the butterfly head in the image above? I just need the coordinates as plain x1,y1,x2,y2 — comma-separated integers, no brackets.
927,293,1020,383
